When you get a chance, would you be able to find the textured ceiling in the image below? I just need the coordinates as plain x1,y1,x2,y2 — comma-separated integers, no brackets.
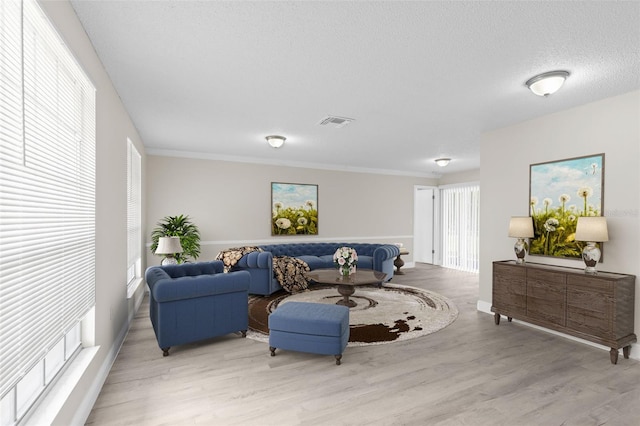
70,0,640,177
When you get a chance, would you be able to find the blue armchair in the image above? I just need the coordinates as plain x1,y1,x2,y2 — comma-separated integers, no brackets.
145,261,251,356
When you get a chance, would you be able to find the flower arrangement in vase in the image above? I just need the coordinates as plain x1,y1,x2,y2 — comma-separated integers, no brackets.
333,246,358,276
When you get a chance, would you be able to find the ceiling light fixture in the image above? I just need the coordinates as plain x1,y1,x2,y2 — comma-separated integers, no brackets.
266,135,286,148
525,70,570,97
435,158,451,167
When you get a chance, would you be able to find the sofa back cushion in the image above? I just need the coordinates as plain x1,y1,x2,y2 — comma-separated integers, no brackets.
160,261,224,278
259,243,382,257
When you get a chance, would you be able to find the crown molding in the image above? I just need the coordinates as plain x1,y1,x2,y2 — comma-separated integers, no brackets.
145,148,442,179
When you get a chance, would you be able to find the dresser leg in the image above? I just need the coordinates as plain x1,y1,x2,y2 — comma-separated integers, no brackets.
494,313,500,325
609,348,619,364
623,345,631,359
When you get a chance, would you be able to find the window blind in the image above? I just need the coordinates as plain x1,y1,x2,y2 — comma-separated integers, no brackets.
0,0,23,165
0,0,96,401
127,139,141,286
441,184,480,272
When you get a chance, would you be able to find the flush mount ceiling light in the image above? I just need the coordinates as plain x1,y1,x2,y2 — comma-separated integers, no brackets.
435,158,451,167
525,70,570,97
266,135,286,148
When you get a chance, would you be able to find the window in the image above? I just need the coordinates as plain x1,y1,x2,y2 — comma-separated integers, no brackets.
441,183,480,272
0,0,96,424
127,138,142,292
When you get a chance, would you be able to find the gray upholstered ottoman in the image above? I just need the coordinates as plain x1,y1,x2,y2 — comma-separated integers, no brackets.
268,301,350,365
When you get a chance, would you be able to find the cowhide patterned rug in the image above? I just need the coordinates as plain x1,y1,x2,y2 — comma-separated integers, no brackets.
247,283,458,346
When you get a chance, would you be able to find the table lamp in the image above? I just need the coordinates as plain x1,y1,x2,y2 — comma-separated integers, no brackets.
155,236,183,265
509,216,534,264
575,216,608,274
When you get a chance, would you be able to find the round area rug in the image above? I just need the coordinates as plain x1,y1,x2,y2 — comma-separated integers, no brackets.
247,283,458,346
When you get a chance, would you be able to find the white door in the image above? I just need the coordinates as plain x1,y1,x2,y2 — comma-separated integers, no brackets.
414,187,434,264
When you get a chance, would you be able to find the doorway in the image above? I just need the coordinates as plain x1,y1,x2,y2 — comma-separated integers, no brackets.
413,186,437,264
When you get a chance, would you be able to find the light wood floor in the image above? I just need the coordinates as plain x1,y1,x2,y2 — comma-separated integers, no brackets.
87,264,640,425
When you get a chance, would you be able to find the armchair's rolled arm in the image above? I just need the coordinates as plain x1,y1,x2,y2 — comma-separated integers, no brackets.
151,270,251,303
145,267,171,289
234,251,273,269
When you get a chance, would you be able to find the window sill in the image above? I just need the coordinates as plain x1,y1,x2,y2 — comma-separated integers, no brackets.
126,277,144,299
23,346,99,426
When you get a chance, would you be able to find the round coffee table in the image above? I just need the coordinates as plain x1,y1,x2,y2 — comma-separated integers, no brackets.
307,268,388,308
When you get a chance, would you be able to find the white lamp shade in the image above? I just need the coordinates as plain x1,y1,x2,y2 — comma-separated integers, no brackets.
508,216,534,238
435,158,450,167
575,217,609,242
526,71,569,96
155,236,184,254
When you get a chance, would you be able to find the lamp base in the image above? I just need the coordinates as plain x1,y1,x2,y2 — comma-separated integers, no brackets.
514,238,528,264
582,242,600,274
161,256,178,266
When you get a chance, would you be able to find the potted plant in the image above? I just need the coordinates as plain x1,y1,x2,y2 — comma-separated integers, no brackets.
150,214,201,264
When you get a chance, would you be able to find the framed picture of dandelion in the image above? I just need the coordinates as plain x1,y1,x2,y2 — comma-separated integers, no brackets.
271,182,318,235
529,153,604,259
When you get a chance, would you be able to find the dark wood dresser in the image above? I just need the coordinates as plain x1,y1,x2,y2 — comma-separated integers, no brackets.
492,260,636,364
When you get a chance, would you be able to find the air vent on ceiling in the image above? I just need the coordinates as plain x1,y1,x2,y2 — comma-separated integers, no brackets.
317,115,355,128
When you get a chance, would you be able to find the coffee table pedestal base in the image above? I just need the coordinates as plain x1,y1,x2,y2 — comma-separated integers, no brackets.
336,284,357,308
307,269,388,310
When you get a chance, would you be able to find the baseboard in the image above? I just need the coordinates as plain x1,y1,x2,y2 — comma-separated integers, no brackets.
476,299,492,314
476,299,639,361
403,261,415,269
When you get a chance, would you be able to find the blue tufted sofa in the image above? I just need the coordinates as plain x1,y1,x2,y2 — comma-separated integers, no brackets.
232,242,400,296
145,261,251,356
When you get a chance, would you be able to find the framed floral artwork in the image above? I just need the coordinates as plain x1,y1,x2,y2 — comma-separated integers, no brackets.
271,182,318,235
529,153,604,259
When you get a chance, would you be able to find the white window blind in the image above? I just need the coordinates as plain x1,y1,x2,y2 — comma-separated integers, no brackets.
0,0,96,413
0,0,23,165
127,139,141,287
441,184,480,272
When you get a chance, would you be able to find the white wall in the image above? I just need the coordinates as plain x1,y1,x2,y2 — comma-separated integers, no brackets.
146,156,437,266
38,1,147,424
438,168,480,186
480,90,640,358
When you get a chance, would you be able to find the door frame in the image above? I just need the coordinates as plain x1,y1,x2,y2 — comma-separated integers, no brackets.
413,185,441,266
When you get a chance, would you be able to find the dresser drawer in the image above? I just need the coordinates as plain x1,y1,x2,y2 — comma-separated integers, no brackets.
526,272,566,325
566,281,613,336
493,263,526,315
567,275,613,293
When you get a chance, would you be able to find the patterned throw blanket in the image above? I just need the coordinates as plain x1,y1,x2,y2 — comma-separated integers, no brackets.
215,246,310,293
215,246,263,272
273,256,310,293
